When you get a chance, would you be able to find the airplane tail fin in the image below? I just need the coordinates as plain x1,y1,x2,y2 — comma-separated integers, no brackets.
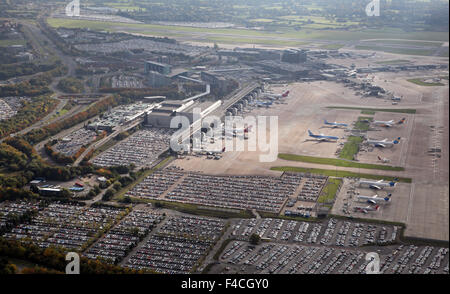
398,118,406,124
308,130,313,136
393,137,401,144
389,181,396,187
384,193,392,201
377,155,382,161
324,119,328,124
375,205,380,210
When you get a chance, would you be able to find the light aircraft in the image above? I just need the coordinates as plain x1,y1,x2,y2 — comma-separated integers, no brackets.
307,130,339,141
354,205,380,214
357,194,392,204
366,137,400,148
324,119,348,128
372,118,406,128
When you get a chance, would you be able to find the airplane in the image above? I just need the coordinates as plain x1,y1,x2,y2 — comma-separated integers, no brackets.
262,90,290,99
206,147,226,155
324,119,348,128
357,193,392,204
366,137,400,148
372,118,406,128
307,130,339,141
255,100,273,108
354,205,380,214
359,179,397,189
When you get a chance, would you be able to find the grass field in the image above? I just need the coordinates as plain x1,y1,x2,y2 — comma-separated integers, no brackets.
46,17,449,45
327,106,416,114
208,36,308,46
365,39,443,46
317,178,342,204
320,43,344,50
355,45,436,56
339,136,363,160
271,166,412,183
407,78,445,86
278,153,403,171
0,39,27,47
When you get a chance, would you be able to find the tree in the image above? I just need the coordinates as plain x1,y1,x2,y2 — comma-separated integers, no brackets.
249,233,261,245
120,196,132,204
102,189,115,201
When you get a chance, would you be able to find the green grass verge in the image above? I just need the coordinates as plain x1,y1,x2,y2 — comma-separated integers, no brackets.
142,198,254,219
319,43,344,50
213,238,235,261
278,153,403,171
0,39,27,47
407,78,445,86
258,211,320,222
339,136,363,160
318,178,342,204
271,166,411,183
328,214,406,227
361,110,375,115
354,117,373,131
327,106,416,114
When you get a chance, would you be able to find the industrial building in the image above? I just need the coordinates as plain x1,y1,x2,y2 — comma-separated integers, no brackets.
87,102,156,131
201,71,228,96
145,99,221,129
257,60,310,79
147,71,173,87
145,61,172,75
281,49,307,63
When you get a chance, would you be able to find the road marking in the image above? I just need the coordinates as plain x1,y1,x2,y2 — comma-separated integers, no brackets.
406,182,415,223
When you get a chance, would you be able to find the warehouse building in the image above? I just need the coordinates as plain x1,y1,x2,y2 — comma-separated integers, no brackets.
145,61,172,75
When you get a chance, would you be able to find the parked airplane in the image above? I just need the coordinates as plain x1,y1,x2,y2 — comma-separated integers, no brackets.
256,100,273,107
308,130,339,141
372,118,406,127
357,194,392,204
366,137,401,148
354,205,380,214
263,90,290,99
359,179,397,189
207,147,226,154
324,119,348,128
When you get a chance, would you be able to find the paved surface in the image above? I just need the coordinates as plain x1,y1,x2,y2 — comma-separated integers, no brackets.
170,67,449,242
